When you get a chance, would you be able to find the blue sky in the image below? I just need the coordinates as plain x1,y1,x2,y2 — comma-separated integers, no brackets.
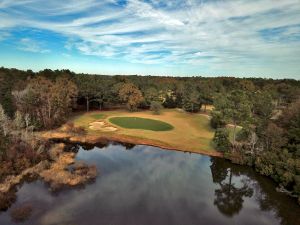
0,0,300,78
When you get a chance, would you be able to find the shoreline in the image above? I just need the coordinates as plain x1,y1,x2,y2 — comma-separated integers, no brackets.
0,143,97,207
39,131,223,158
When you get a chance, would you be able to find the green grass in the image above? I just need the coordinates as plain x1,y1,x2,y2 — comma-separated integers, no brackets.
109,117,174,131
90,113,105,120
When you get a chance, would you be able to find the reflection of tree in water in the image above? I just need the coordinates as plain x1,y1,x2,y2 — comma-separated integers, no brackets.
79,140,136,152
251,173,300,225
0,189,17,212
210,158,253,217
210,157,300,225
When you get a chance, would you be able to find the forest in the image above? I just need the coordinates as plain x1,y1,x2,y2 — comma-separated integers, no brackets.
0,66,300,204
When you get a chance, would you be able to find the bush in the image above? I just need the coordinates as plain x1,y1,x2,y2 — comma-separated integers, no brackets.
61,122,75,132
213,128,231,152
150,101,163,115
73,126,86,135
62,122,86,134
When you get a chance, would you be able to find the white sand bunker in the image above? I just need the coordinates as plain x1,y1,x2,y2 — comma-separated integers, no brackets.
89,121,117,132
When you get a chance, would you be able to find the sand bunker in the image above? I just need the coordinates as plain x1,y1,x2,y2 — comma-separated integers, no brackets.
89,121,117,132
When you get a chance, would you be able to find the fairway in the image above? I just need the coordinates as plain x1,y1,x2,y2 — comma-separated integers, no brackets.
109,117,174,131
65,109,219,156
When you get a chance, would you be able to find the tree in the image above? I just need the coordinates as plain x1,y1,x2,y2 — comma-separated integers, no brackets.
197,81,213,112
51,76,78,121
0,127,8,160
75,75,98,112
210,111,226,129
144,87,159,107
262,122,287,151
252,91,274,132
163,91,177,108
13,76,77,129
119,83,144,111
150,101,163,115
13,111,24,130
0,104,10,136
213,128,231,152
182,83,201,112
279,100,300,154
214,90,252,148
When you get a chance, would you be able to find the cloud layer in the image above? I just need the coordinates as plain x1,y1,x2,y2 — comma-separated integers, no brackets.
0,0,300,77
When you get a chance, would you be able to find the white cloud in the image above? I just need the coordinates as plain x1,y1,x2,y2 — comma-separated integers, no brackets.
0,0,299,75
18,38,50,53
0,31,10,41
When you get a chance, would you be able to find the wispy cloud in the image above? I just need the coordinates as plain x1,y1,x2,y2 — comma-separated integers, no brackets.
18,38,50,53
0,31,10,41
0,0,300,76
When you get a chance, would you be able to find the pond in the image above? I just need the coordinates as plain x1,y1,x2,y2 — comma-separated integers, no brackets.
0,143,299,225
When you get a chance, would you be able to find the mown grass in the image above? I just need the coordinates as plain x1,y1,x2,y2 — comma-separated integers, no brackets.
69,109,218,155
90,113,105,120
109,117,174,131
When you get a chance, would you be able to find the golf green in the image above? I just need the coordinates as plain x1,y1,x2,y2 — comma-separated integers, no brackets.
109,117,174,131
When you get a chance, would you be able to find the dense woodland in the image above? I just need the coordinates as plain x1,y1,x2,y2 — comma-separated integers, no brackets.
0,67,300,204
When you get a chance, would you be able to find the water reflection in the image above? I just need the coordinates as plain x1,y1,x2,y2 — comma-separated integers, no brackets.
0,143,299,225
211,158,253,217
211,157,300,225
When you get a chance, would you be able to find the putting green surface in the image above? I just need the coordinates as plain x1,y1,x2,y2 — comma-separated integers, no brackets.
109,117,174,131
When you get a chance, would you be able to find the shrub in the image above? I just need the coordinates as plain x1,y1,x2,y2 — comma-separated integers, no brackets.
213,128,231,152
73,126,86,135
150,101,163,115
62,122,86,135
61,122,75,132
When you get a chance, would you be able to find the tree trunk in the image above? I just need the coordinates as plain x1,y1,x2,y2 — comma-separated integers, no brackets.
228,168,232,195
204,104,207,112
86,97,89,112
233,122,236,149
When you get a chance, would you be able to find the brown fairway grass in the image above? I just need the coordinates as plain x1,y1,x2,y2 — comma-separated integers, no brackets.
69,109,220,156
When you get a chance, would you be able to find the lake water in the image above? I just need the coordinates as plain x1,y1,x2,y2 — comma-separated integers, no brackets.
0,143,299,225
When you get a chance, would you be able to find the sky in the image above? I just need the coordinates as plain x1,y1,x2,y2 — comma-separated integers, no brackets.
0,0,300,78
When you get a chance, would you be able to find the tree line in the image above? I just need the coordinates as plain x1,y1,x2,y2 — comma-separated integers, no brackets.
1,67,299,118
0,66,299,204
212,89,300,204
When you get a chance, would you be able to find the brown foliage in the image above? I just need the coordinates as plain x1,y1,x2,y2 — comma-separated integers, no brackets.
0,135,49,182
10,204,33,223
13,76,78,129
0,191,16,211
119,83,144,111
62,122,86,135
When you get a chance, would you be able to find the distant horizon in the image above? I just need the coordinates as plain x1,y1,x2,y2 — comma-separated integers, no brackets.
1,0,300,79
2,66,299,81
